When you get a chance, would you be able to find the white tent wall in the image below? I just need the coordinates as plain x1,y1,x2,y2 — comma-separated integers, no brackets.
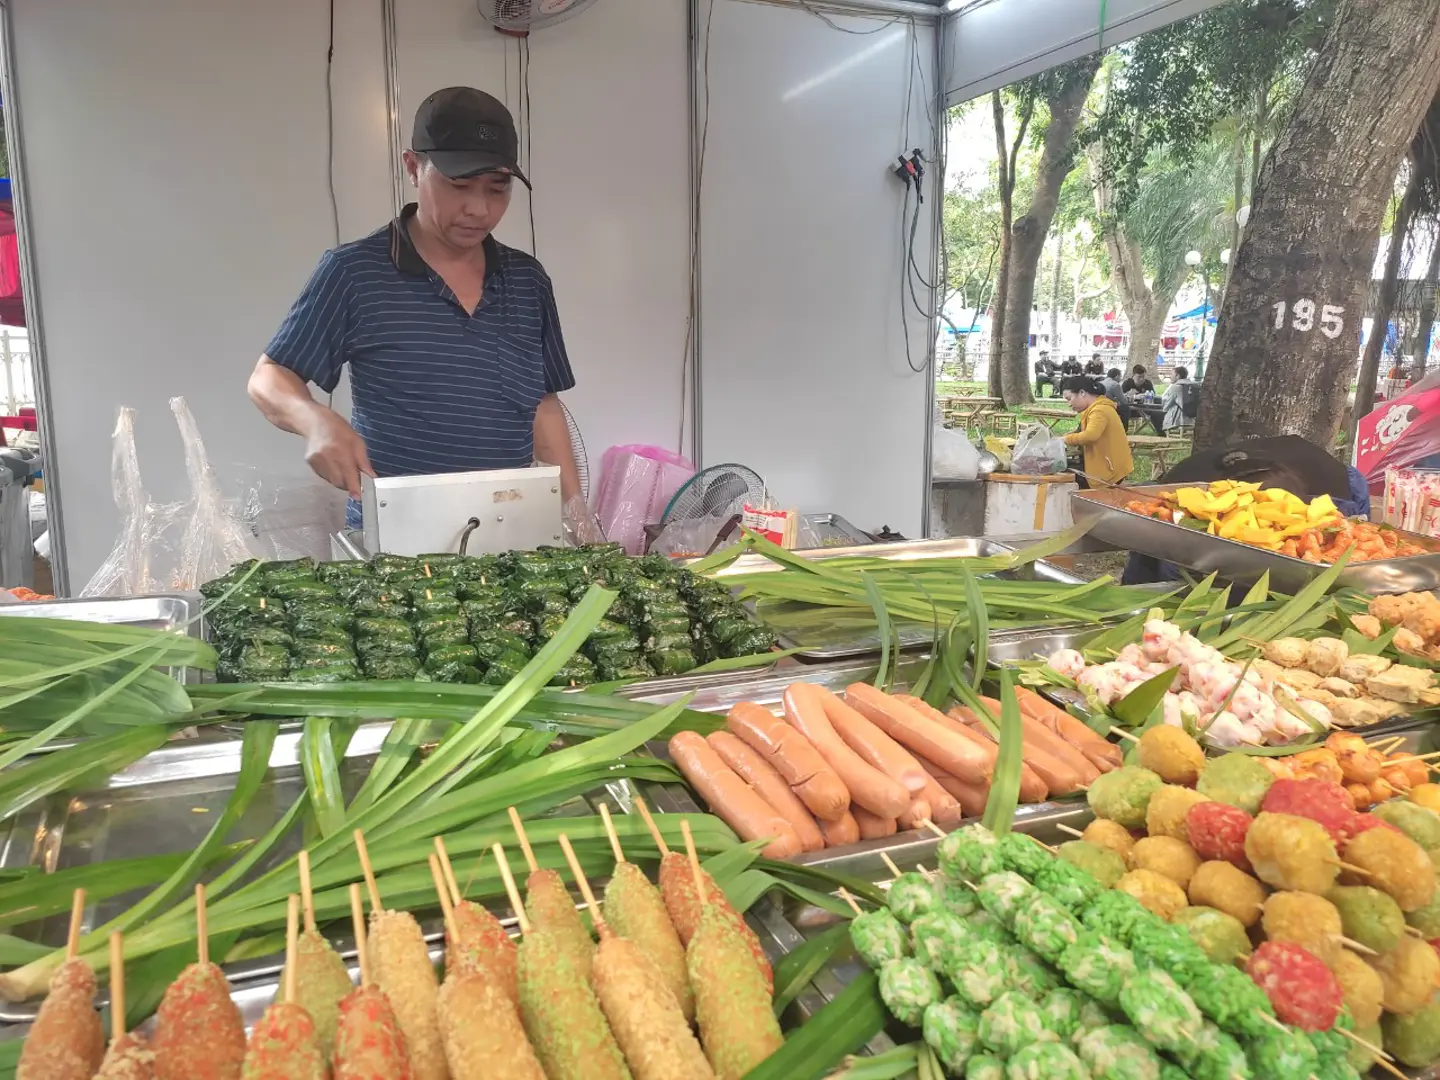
943,0,1226,104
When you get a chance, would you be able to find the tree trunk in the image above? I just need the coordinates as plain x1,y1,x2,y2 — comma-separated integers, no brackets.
1223,134,1245,302
1193,0,1440,449
1353,170,1424,443
1411,225,1440,376
1050,235,1064,357
987,90,1018,399
997,58,1102,405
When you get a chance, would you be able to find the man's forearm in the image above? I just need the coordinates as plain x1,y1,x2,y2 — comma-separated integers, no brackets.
249,356,335,437
534,394,582,502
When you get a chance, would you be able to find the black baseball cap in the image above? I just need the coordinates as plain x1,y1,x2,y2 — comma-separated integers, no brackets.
412,86,531,188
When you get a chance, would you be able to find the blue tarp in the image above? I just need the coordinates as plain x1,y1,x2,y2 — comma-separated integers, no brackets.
1173,300,1217,323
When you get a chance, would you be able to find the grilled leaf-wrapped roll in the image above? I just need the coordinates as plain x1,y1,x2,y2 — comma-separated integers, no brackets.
425,644,480,671
473,631,532,664
596,661,654,682
368,553,419,578
290,604,355,637
200,559,261,598
426,660,482,683
526,591,571,617
356,636,420,660
648,648,697,676
416,613,469,642
315,560,370,586
354,617,414,642
726,626,778,656
496,614,533,638
482,652,529,684
349,591,411,620
549,654,597,686
294,640,357,662
588,619,635,646
533,614,568,642
361,655,421,680
237,644,292,680
289,664,359,683
263,557,318,583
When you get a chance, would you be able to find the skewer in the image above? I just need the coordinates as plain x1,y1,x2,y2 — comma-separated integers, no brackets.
1026,835,1058,854
427,853,458,941
1372,1055,1413,1080
1257,1013,1288,1033
492,843,532,937
597,803,627,863
680,820,707,903
835,887,863,917
108,932,127,1043
66,888,86,962
1109,727,1140,743
556,834,610,938
1410,749,1440,761
1055,823,1085,839
298,849,318,934
1340,935,1379,957
878,851,904,879
507,806,540,874
348,883,372,987
353,828,382,912
1367,736,1407,753
196,883,210,967
1335,1026,1394,1062
433,836,463,907
920,820,947,839
632,796,670,854
284,895,300,1005
1405,925,1426,938
1336,861,1373,877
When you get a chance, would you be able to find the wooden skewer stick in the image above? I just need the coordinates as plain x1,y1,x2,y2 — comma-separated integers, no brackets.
108,933,126,1043
835,887,863,917
433,836,463,907
66,888,86,962
1410,749,1440,761
1372,1055,1413,1080
507,806,540,874
1340,935,1379,957
284,895,300,1005
597,803,627,864
348,883,372,988
1406,925,1426,938
353,829,382,912
1335,1026,1394,1062
1336,861,1373,877
427,853,458,942
1109,727,1140,743
492,843,532,937
632,796,670,855
878,851,904,879
557,834,611,939
298,850,318,934
1026,835,1058,854
196,883,210,967
920,820,946,839
680,820,707,906
1368,736,1407,753
1257,1013,1288,1033
1055,823,1085,839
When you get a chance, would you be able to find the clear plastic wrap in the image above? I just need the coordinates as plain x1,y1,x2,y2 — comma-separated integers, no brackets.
648,513,742,558
170,397,260,589
1011,423,1068,476
240,470,347,561
932,425,980,480
562,494,607,547
593,444,695,555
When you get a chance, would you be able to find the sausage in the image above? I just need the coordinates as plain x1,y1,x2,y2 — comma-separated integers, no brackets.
970,699,1086,797
914,768,963,827
913,753,989,819
727,702,851,821
782,683,911,818
822,691,929,793
817,810,860,847
945,707,1051,803
845,684,993,785
668,731,804,857
1015,687,1124,772
853,806,898,840
897,796,935,831
707,731,826,852
1022,713,1101,784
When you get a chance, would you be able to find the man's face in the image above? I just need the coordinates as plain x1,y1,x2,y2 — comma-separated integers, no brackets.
407,152,513,251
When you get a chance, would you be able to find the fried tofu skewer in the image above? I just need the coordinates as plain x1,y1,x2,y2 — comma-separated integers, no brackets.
493,842,631,1080
426,853,546,1080
433,837,518,999
556,833,714,1080
239,896,327,1079
93,932,154,1080
353,829,448,1080
17,888,105,1080
596,804,694,1021
332,884,413,1080
507,806,595,976
152,885,247,1080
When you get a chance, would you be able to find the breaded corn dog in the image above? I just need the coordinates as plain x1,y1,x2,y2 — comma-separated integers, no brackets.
333,884,413,1080
433,838,518,1001
281,850,353,1059
93,932,154,1080
152,886,247,1080
508,807,594,977
17,889,105,1080
240,897,327,1080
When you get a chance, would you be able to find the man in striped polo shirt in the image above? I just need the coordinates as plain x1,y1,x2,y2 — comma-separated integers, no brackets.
248,87,580,524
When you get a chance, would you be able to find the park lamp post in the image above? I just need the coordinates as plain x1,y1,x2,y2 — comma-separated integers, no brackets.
1186,249,1212,381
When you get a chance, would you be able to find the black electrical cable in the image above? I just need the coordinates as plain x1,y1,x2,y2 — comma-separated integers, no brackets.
796,0,902,35
522,35,536,256
679,0,717,454
325,0,340,245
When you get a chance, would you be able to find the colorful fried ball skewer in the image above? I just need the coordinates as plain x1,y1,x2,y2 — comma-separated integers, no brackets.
556,832,715,1080
680,819,784,1080
151,884,247,1080
425,852,547,1080
239,895,328,1079
353,828,449,1080
283,849,354,1060
332,883,413,1080
507,805,596,978
94,932,154,1080
596,803,695,1022
18,889,106,1080
632,796,772,993
432,836,519,1000
492,840,632,1080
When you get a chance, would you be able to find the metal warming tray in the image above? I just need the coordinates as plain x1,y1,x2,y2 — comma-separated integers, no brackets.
800,513,874,548
0,594,206,685
1073,483,1440,592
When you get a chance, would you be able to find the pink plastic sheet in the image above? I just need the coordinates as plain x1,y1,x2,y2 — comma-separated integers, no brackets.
593,444,695,554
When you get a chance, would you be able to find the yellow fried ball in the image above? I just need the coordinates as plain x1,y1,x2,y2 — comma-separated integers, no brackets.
1129,836,1203,890
1081,818,1138,862
1145,785,1211,844
1188,860,1267,928
1367,936,1440,1015
1409,783,1440,815
1138,726,1206,787
1343,826,1437,912
1245,812,1339,895
1331,949,1385,1027
1261,891,1343,967
1114,868,1189,921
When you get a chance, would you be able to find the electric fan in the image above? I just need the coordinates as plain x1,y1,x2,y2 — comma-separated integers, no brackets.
478,0,599,34
662,463,766,523
558,399,590,502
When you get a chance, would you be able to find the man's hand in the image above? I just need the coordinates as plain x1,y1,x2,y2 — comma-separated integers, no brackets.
304,410,375,498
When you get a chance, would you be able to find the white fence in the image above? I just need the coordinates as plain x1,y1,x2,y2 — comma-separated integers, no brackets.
0,330,34,414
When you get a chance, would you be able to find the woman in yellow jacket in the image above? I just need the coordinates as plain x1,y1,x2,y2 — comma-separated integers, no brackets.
1061,376,1133,485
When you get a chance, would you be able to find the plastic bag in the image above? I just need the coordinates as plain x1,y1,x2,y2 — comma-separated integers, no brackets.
593,444,695,555
170,397,260,589
649,514,741,558
1011,423,1068,476
932,426,980,480
240,470,347,562
562,494,607,547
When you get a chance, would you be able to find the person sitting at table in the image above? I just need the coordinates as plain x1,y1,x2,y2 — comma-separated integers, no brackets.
1102,367,1132,427
1162,366,1200,433
1034,351,1057,398
1085,354,1105,376
1060,375,1133,485
1122,364,1155,397
1060,355,1083,376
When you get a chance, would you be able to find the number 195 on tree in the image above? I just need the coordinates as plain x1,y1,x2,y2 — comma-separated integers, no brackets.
1272,299,1346,339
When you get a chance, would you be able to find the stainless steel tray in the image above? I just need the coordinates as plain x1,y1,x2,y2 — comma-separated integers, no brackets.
0,594,200,631
801,513,873,548
1073,483,1440,593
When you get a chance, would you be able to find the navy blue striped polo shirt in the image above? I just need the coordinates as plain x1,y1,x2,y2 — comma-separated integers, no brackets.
265,203,575,516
